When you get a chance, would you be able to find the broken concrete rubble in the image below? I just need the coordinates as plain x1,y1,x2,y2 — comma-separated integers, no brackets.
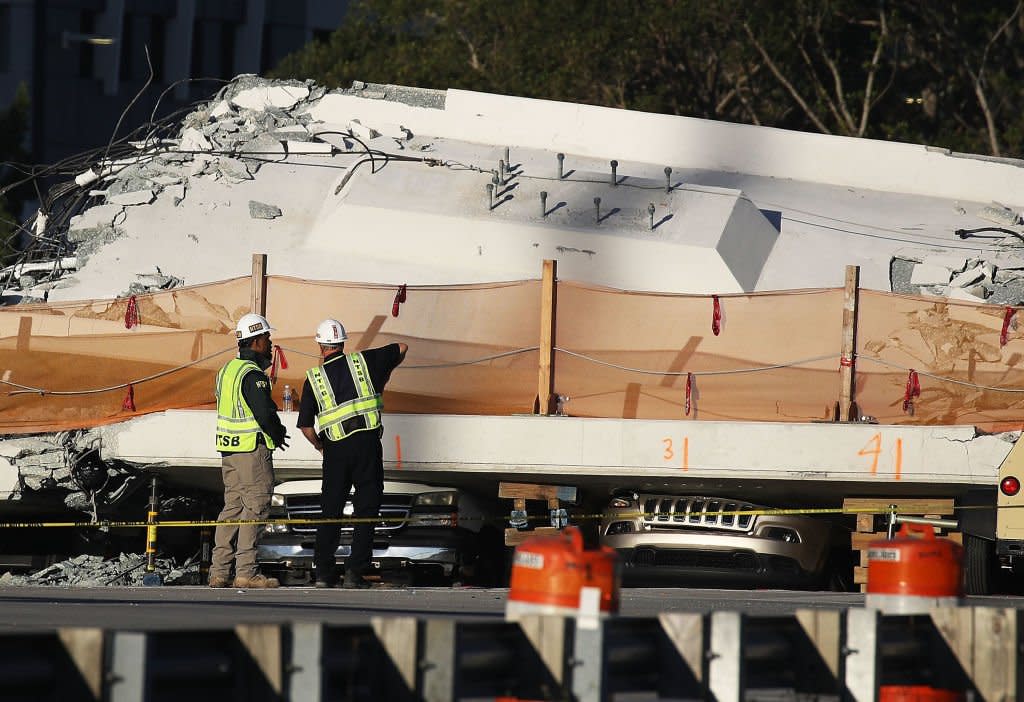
2,75,451,301
892,251,1024,305
108,189,156,206
217,157,252,182
0,432,152,526
249,201,282,220
121,267,184,297
0,552,199,587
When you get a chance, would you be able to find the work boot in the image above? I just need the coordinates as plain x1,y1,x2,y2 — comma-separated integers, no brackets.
314,568,338,589
232,574,280,589
342,573,372,590
208,575,231,588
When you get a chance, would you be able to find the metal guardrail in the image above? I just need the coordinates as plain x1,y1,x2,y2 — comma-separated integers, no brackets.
0,607,1017,701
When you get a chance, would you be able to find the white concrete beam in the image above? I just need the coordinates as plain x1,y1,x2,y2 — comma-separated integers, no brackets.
98,410,1011,490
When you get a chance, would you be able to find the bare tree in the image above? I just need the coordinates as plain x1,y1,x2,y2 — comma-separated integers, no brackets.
742,3,897,137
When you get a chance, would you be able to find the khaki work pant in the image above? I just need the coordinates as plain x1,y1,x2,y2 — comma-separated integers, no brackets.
210,444,274,580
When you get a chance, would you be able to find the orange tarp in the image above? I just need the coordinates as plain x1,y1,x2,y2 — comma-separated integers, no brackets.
0,275,1021,434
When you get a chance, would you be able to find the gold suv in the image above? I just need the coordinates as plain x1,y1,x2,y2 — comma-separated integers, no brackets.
600,491,849,589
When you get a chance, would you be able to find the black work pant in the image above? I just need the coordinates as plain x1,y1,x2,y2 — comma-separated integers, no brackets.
314,432,384,580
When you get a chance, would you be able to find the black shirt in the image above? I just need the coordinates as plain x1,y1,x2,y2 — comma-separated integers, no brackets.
297,344,403,437
236,347,288,447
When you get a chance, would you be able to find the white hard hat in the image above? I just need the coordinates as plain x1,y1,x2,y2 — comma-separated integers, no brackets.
235,313,273,341
315,318,348,345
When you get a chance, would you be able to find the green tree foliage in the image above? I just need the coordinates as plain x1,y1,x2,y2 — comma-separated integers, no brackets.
271,0,1024,157
0,83,30,264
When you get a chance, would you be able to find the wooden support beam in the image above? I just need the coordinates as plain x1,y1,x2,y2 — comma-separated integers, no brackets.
844,608,879,702
930,607,1019,701
250,253,267,315
839,265,860,421
843,498,954,516
498,482,578,504
708,612,743,702
372,617,419,694
235,624,283,695
517,615,572,686
795,609,841,682
972,607,1018,699
536,259,557,415
58,628,104,701
16,316,31,352
420,620,456,702
658,613,705,692
505,525,560,546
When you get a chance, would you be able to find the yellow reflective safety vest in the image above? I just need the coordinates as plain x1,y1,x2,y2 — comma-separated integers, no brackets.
215,358,277,452
306,352,383,442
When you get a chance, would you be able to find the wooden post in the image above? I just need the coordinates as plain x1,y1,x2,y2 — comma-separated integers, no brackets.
537,259,557,415
839,265,860,421
235,624,283,695
250,253,267,315
58,628,105,700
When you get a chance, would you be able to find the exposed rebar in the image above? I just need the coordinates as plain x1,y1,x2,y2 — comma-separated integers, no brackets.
594,196,601,223
610,160,618,186
664,166,673,193
540,191,548,217
557,153,565,179
648,203,656,230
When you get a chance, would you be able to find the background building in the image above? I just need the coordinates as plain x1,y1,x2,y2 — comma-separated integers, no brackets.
0,0,348,166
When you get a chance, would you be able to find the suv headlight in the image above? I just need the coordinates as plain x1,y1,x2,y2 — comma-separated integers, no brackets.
271,494,285,507
413,491,458,507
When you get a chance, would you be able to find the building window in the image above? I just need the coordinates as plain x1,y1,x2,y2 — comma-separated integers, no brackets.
79,10,96,79
192,19,235,78
0,5,10,73
219,21,235,78
120,14,167,83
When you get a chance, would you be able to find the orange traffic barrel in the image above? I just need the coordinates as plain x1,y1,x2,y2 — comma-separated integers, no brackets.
505,526,620,621
879,685,966,702
865,522,963,614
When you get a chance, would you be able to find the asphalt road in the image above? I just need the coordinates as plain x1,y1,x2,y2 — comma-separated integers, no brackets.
0,585,1020,631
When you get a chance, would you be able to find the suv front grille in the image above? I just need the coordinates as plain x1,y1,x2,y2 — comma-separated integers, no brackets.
637,549,760,571
640,496,757,532
285,494,413,535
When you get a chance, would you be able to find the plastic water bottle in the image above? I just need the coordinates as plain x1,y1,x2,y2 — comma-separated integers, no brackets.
283,384,293,412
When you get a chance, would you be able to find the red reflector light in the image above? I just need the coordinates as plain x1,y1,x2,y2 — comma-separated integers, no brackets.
1001,476,1021,496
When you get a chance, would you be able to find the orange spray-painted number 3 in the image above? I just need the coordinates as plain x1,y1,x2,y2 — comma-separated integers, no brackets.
661,437,689,471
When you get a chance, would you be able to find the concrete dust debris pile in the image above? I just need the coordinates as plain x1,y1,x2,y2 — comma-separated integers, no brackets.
121,267,184,296
249,201,282,220
891,253,1024,305
0,552,198,587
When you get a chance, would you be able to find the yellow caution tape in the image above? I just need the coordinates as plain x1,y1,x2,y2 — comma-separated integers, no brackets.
0,502,995,529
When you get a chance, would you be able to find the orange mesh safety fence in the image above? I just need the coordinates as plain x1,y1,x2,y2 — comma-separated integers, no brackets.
1,274,1022,434
263,277,540,415
0,277,540,433
855,290,1024,430
554,283,845,422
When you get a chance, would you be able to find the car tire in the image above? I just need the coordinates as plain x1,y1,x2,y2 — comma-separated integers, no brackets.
964,533,996,596
820,551,854,592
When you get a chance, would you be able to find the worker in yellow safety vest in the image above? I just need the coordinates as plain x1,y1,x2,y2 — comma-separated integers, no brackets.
209,312,290,589
297,318,407,589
